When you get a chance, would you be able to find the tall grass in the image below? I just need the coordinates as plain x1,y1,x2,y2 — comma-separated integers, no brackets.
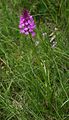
0,0,69,120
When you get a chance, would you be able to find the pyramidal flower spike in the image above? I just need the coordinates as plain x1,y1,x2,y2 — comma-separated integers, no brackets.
19,10,36,37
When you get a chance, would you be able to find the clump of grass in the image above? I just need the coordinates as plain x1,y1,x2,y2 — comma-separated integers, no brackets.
0,0,69,120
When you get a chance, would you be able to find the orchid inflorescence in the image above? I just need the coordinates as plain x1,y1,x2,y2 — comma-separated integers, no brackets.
19,10,36,37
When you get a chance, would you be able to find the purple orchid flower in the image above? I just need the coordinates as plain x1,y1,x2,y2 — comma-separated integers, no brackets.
19,10,36,37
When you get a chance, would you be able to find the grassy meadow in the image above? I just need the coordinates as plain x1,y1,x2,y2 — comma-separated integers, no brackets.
0,0,69,120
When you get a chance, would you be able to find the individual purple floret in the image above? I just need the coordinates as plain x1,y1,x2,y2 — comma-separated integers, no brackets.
19,10,36,37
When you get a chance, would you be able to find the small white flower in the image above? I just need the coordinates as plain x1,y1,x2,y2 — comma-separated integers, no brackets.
52,41,57,48
42,32,47,36
55,27,58,31
35,40,39,46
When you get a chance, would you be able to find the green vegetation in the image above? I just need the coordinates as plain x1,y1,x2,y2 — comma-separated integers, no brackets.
0,0,69,120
